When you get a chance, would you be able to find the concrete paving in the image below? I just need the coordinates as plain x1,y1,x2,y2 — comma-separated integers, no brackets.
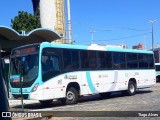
9,99,38,107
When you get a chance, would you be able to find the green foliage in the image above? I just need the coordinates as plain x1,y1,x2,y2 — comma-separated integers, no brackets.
11,11,41,33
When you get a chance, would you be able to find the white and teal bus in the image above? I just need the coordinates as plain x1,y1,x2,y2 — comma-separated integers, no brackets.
155,63,160,82
9,42,156,105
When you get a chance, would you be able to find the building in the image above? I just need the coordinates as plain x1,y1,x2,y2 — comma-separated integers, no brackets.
32,0,66,43
132,43,143,50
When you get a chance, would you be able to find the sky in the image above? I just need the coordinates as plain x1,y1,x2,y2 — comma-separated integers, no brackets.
0,0,160,49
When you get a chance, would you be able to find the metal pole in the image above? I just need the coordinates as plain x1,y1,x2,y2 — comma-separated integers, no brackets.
67,0,72,44
20,62,24,112
144,36,146,50
149,20,156,51
90,30,95,44
151,24,154,50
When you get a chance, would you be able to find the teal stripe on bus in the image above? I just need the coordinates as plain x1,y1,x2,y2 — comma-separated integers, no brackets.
86,71,95,93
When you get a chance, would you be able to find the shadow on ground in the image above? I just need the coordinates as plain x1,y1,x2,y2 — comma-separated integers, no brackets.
11,89,152,110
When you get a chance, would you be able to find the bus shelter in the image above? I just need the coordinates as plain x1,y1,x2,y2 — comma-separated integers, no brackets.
0,26,61,94
0,26,61,52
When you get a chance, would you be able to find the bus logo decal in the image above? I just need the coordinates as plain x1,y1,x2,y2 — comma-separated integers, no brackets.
64,75,77,80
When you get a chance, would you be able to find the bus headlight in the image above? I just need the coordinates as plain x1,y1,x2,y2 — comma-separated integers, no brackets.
31,83,39,92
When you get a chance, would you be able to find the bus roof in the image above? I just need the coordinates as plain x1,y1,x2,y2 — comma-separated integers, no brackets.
12,42,153,54
48,42,153,54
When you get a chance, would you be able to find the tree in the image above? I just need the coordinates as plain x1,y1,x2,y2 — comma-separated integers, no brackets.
11,11,41,33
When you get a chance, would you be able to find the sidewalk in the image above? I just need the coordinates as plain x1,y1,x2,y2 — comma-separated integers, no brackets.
9,99,56,120
9,99,38,107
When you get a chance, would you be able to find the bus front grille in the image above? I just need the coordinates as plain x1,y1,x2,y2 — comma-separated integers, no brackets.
10,80,35,88
12,94,29,99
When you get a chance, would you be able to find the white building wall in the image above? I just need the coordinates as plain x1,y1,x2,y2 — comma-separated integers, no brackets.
40,0,56,30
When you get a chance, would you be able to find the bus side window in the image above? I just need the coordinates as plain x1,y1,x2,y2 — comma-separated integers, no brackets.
81,51,89,69
46,56,54,71
105,52,112,69
148,54,154,68
138,54,148,68
127,53,138,69
52,56,60,71
63,50,73,71
97,52,106,69
88,51,96,69
113,52,126,69
42,56,53,73
42,49,61,82
71,50,79,70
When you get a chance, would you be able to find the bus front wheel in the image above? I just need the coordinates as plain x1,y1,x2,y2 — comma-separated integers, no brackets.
61,87,78,105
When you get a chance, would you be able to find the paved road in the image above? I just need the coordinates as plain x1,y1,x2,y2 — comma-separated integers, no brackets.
10,83,160,120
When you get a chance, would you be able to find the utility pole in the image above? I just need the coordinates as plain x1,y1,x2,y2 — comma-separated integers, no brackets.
144,36,146,50
90,30,96,44
67,0,72,44
149,20,156,50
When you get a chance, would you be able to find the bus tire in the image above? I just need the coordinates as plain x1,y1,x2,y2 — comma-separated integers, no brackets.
39,100,53,105
156,76,160,82
126,81,136,96
99,92,111,98
62,87,78,105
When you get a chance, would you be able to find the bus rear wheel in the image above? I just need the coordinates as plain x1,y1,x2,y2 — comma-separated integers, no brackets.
61,87,78,105
123,81,136,96
128,81,136,95
156,76,160,82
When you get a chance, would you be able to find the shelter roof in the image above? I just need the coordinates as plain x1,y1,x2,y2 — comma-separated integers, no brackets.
0,26,61,52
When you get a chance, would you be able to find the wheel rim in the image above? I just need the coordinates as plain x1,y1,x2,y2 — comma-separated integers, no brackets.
67,91,75,101
130,84,135,93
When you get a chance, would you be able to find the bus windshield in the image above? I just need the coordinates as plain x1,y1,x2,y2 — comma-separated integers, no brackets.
10,45,40,84
10,54,39,82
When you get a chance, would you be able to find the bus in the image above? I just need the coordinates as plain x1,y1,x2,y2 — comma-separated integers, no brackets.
153,48,160,63
155,63,160,82
9,42,156,105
